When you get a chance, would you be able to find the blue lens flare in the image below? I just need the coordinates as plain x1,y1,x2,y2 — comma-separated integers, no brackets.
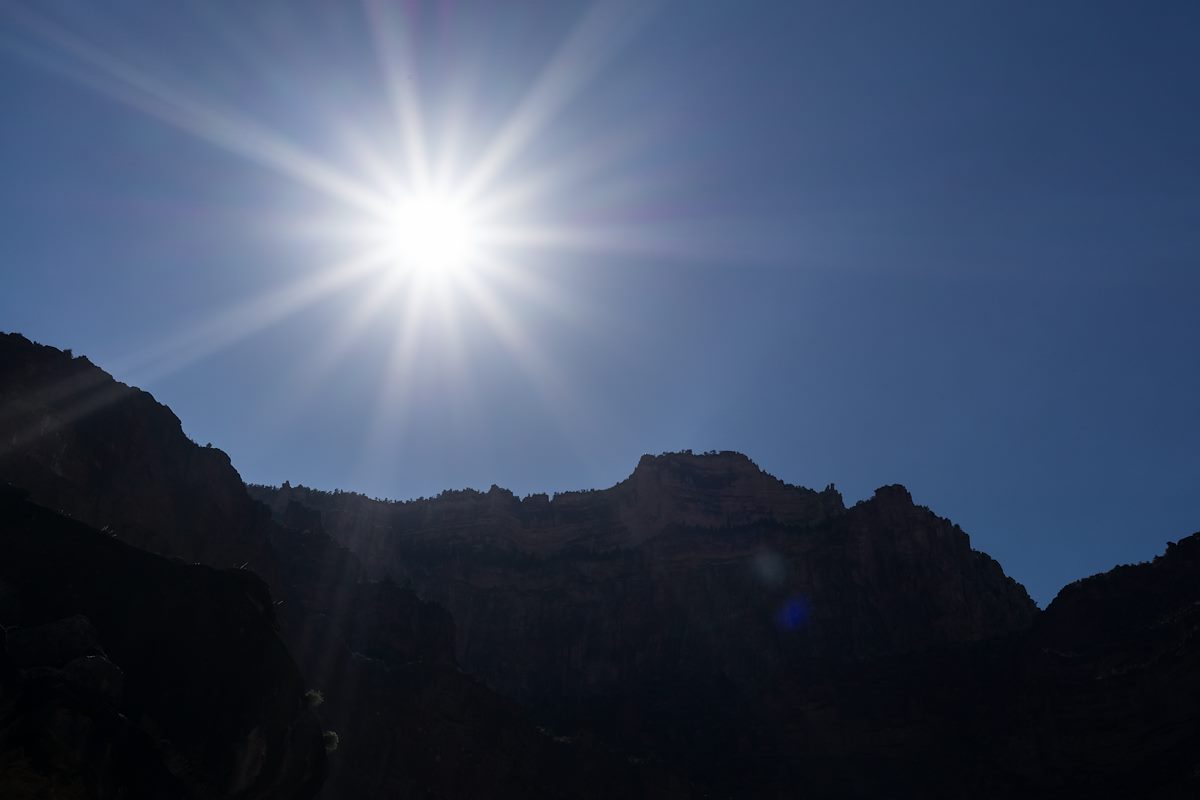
776,595,810,631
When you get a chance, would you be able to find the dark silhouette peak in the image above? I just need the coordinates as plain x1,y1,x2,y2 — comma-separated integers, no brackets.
1167,531,1200,558
868,483,914,506
610,450,845,533
0,331,265,566
636,449,759,466
633,449,763,477
2,331,73,359
625,450,784,497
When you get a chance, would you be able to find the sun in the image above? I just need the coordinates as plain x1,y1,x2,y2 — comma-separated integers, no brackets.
378,191,481,280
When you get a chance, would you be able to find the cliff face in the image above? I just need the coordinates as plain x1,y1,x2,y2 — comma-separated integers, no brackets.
790,529,1200,799
254,455,1035,692
261,469,1200,797
0,334,681,799
251,453,1038,793
5,331,1198,798
0,335,270,568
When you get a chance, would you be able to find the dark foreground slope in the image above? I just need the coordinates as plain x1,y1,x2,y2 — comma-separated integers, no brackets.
0,333,684,799
0,485,326,799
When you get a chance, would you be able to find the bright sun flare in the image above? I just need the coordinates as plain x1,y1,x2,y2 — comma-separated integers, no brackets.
21,0,661,424
381,192,480,280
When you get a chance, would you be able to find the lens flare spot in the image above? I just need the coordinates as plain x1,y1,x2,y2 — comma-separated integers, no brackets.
775,595,810,631
751,548,787,588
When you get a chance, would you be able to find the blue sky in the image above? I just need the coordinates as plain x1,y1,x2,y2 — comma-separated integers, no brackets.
1,1,1197,605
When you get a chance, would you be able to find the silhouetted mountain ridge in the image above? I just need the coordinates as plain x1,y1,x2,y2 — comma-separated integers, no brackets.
2,332,1198,798
0,333,685,799
249,453,1041,794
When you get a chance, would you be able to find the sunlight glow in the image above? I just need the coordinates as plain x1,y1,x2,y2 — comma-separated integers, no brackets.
3,0,660,471
379,192,480,280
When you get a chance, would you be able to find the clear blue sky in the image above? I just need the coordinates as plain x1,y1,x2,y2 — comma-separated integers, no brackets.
2,1,1197,605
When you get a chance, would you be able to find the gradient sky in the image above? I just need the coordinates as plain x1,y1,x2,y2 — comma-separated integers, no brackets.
2,1,1197,605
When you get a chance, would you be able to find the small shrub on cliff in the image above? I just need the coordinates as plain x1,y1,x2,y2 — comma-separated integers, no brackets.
304,689,325,708
323,730,339,753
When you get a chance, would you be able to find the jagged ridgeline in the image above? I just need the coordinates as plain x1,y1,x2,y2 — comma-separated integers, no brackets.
2,332,1198,799
0,334,682,799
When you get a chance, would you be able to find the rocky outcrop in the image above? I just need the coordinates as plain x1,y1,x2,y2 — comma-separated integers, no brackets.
0,487,325,799
5,332,1197,797
0,333,684,799
255,461,1200,797
251,452,1039,794
255,457,1034,684
0,334,272,569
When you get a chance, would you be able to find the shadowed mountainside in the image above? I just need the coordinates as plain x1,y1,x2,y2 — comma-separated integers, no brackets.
0,484,326,799
254,458,1199,796
251,457,1045,794
254,453,1035,678
0,333,686,799
2,332,1198,798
